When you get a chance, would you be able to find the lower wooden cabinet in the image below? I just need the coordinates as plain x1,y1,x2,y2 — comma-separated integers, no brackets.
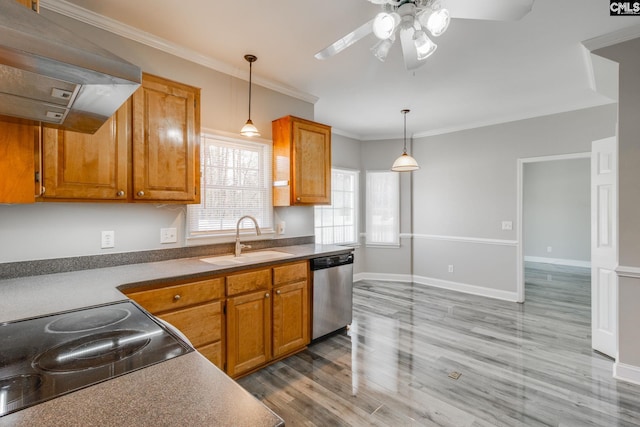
124,277,225,370
226,290,272,377
124,260,310,377
273,280,309,358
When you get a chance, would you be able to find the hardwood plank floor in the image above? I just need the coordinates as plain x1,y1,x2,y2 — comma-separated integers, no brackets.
238,263,640,426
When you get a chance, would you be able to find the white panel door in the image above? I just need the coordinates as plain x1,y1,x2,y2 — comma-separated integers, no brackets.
591,137,618,358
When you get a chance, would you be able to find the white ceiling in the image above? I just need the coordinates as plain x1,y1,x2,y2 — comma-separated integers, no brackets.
45,0,640,140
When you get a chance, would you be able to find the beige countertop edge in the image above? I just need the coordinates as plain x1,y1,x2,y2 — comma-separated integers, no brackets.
0,352,285,427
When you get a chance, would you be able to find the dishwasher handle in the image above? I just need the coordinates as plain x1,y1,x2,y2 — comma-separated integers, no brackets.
310,253,354,271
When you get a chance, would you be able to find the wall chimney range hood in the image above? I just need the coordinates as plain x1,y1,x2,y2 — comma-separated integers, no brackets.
0,1,142,134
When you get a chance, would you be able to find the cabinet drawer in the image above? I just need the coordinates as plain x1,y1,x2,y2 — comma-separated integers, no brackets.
198,341,223,370
126,277,224,313
273,261,308,286
158,301,222,348
226,269,271,296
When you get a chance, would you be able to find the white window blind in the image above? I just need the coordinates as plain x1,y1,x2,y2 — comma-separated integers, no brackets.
314,168,359,245
366,171,399,246
187,133,272,236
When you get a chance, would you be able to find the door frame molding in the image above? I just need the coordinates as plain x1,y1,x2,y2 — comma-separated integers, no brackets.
516,152,591,302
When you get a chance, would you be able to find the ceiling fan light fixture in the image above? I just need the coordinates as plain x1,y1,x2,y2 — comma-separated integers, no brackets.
426,8,450,36
372,12,399,39
240,54,260,137
391,109,420,172
371,37,394,61
414,30,437,60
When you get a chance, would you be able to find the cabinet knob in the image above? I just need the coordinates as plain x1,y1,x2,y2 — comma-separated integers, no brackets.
117,190,125,197
137,191,145,197
173,294,181,301
276,290,281,295
296,197,301,201
265,293,270,299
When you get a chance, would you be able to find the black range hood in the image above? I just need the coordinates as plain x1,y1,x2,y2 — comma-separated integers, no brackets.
0,0,141,133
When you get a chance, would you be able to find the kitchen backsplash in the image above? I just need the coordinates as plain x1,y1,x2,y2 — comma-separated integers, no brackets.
0,236,314,280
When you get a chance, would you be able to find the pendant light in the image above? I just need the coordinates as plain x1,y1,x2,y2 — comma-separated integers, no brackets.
391,109,420,172
240,54,260,137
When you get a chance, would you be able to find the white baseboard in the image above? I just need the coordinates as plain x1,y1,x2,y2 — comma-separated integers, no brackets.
413,275,520,302
524,256,591,269
353,272,413,283
614,362,640,386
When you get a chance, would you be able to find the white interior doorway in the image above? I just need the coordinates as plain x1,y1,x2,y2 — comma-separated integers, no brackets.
516,152,591,302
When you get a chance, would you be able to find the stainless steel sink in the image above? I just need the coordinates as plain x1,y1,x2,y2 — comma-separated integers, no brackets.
200,250,294,266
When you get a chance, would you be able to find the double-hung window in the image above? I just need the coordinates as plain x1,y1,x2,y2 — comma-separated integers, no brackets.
366,170,399,246
187,133,273,237
314,168,359,245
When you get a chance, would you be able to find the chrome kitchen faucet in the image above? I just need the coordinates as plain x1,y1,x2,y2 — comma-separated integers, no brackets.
235,215,261,257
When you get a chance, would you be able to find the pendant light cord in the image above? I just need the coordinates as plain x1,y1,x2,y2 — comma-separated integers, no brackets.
248,59,252,120
402,109,410,154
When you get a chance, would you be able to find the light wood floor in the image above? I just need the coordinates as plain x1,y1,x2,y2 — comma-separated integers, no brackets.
238,264,640,426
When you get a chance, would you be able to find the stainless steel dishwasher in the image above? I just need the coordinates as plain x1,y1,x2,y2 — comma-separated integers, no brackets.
311,252,354,340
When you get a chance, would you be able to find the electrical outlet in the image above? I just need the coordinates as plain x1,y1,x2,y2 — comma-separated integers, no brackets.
501,221,513,231
547,246,553,253
160,227,177,244
101,230,114,249
448,265,454,273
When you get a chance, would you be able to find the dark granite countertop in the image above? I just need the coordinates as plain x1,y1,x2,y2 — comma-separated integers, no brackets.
0,243,353,426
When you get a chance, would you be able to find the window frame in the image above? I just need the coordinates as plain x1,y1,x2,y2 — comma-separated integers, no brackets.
365,170,400,248
314,167,360,246
186,130,273,242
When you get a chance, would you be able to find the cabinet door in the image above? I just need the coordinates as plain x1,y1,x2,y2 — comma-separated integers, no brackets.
292,119,331,205
132,73,200,203
273,280,309,358
42,102,129,200
226,290,271,377
0,119,38,203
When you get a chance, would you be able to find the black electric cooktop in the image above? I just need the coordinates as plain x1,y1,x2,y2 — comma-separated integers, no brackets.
0,301,193,417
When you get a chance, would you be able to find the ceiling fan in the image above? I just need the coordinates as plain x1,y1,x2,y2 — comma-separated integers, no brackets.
314,0,535,70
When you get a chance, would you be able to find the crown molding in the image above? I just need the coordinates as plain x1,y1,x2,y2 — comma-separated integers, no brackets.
582,24,640,52
39,0,319,105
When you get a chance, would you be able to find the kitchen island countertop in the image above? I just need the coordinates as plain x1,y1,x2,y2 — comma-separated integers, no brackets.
0,243,353,426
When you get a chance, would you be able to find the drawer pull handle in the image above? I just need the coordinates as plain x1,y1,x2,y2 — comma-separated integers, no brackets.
265,293,270,299
173,294,181,301
276,290,281,295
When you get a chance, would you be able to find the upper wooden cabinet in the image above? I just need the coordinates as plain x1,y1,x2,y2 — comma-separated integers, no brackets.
41,73,201,204
0,119,40,203
14,0,39,12
132,73,200,203
42,102,130,201
272,115,331,206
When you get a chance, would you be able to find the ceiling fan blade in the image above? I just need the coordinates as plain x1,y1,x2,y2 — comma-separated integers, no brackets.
314,19,374,60
398,27,424,71
442,0,534,21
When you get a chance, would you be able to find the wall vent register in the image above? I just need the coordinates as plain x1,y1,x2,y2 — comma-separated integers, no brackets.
0,301,192,417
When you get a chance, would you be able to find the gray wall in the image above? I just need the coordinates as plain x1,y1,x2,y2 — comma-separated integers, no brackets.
523,158,591,264
411,105,616,297
0,9,315,263
595,37,640,370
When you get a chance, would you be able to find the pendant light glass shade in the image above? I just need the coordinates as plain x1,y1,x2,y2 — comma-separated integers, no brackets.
240,54,260,137
391,109,420,172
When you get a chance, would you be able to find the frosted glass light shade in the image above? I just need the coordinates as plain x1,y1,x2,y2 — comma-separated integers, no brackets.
391,152,420,172
426,9,450,36
371,38,394,62
414,30,437,60
373,12,399,40
240,119,260,137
